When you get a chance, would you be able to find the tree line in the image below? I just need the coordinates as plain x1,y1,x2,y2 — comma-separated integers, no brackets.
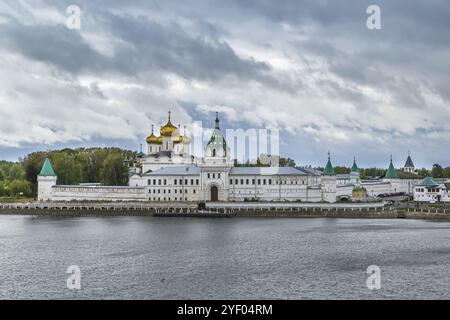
0,148,136,198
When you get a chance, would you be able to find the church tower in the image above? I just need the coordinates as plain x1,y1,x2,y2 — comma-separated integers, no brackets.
403,151,415,174
321,152,337,203
350,156,360,185
200,112,233,202
383,155,400,193
37,158,57,201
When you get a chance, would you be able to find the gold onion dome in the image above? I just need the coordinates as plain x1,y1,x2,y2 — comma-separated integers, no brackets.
173,135,190,144
160,111,178,137
173,125,190,144
146,125,160,144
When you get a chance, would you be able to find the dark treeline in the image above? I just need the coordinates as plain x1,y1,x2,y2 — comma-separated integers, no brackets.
0,147,136,198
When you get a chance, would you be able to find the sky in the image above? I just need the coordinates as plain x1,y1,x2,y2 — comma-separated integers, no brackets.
0,0,449,168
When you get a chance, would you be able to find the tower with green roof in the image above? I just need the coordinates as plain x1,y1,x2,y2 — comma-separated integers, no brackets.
37,158,57,201
321,152,337,203
350,156,360,185
382,155,400,193
201,112,233,202
204,112,231,163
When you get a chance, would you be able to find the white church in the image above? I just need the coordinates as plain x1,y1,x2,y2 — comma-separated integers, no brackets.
38,112,435,203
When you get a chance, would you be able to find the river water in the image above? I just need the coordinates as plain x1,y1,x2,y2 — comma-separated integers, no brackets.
0,215,449,299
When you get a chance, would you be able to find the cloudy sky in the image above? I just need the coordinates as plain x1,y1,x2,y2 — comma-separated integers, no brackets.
0,0,449,168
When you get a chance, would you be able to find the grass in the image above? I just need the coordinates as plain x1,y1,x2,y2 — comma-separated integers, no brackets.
0,197,35,203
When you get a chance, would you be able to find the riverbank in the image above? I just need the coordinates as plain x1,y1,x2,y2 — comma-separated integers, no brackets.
1,202,449,220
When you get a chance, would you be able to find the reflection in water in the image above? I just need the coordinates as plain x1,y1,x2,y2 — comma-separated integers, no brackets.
0,215,449,299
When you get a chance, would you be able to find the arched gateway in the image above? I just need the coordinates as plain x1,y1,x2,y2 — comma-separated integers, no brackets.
210,185,219,202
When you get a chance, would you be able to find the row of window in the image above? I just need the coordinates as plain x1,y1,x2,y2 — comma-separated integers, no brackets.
148,178,199,186
230,189,308,194
149,189,196,194
416,188,440,193
150,197,188,201
53,187,143,193
207,173,221,179
229,178,306,186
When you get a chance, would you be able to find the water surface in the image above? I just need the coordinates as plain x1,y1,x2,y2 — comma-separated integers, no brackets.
0,215,449,299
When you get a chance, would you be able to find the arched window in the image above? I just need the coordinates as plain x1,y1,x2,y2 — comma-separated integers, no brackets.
212,149,216,157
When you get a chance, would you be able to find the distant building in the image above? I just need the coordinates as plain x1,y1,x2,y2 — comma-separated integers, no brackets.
414,177,450,203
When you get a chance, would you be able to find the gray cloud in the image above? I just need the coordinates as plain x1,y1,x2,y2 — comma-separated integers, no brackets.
0,0,449,167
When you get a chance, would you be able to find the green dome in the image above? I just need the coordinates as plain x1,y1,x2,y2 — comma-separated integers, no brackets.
206,112,227,152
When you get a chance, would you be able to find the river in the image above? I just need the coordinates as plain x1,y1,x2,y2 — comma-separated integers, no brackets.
0,215,449,299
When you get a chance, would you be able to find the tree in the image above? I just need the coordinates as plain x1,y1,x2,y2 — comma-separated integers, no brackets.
431,164,444,178
279,157,296,167
0,182,6,197
417,168,430,178
334,166,350,174
9,180,32,197
0,167,6,181
443,167,450,178
8,163,25,180
100,153,128,186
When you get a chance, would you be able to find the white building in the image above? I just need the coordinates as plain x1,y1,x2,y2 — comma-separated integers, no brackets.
37,112,424,203
414,177,450,203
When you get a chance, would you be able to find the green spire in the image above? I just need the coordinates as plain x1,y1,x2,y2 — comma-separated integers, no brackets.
385,155,398,179
323,152,335,175
39,158,56,177
207,112,227,151
351,156,359,173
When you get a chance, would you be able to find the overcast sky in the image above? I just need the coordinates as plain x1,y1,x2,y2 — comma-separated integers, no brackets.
0,0,449,168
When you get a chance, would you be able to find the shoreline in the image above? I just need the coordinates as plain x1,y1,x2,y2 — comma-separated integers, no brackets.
1,207,449,221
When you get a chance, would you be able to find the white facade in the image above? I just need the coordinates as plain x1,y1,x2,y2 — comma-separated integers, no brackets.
37,175,57,201
414,178,450,203
37,113,425,203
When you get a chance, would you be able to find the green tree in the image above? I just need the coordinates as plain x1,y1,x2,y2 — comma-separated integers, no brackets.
334,166,350,174
100,153,128,186
0,182,6,196
9,180,32,197
443,167,450,178
0,167,6,181
431,164,444,178
8,163,25,180
279,157,296,167
417,168,430,178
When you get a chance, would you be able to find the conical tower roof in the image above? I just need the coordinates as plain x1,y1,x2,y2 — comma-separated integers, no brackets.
351,156,359,173
404,152,414,168
385,156,398,179
39,158,56,176
323,152,335,175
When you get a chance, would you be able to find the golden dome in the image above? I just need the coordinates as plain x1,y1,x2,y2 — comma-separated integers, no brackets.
173,125,190,144
160,111,178,137
172,135,190,144
146,125,161,144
